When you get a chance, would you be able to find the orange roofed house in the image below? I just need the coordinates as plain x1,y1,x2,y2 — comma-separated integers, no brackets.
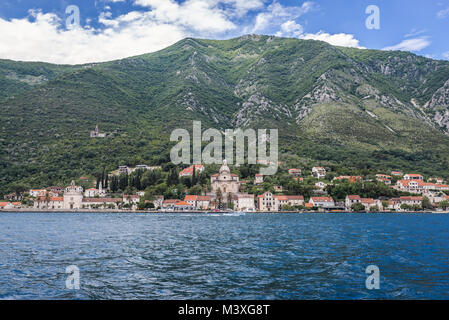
184,195,211,210
179,165,205,177
257,192,304,212
162,199,195,211
309,197,335,208
403,174,424,181
34,197,64,209
388,196,423,211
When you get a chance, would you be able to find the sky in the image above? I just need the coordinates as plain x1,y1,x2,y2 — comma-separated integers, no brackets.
0,0,448,64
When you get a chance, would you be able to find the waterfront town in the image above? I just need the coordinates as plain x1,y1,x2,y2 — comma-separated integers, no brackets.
2,160,449,213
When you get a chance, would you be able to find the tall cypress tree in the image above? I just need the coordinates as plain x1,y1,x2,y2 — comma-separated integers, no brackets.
192,165,196,186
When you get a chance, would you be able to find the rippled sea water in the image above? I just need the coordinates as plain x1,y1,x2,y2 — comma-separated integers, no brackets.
0,212,448,300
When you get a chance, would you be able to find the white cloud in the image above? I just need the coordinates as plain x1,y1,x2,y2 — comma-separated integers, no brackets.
0,0,364,64
133,0,236,33
252,1,363,49
299,31,364,48
251,1,315,33
0,9,185,64
404,28,426,38
437,7,449,19
276,20,303,37
0,0,243,64
443,51,449,60
383,38,431,52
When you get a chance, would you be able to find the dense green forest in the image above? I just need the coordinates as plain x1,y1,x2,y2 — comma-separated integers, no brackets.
2,35,449,197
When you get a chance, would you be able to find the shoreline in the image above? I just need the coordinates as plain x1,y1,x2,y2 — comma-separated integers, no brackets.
1,209,449,214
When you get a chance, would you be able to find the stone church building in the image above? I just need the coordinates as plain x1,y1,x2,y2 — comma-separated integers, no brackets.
211,160,240,198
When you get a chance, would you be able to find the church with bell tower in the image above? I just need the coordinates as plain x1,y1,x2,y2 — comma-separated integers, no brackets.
211,160,240,196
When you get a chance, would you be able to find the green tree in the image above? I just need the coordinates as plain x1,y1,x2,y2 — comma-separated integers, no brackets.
10,182,28,199
422,196,433,210
439,200,449,210
351,202,365,212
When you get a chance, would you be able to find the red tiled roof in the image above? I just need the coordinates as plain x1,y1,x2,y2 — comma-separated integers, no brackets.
175,201,191,206
399,196,423,201
163,199,181,204
179,165,204,176
347,195,361,200
184,195,197,201
197,196,211,201
82,198,122,203
311,197,333,202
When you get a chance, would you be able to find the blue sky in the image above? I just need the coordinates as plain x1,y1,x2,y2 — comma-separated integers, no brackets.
0,0,448,64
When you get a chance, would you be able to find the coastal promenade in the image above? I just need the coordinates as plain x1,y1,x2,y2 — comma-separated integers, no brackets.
1,209,448,214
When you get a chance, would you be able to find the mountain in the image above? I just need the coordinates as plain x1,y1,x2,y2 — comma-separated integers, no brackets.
2,34,449,195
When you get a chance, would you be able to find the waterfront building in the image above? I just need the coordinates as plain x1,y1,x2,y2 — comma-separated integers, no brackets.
149,195,164,209
84,183,106,198
173,201,195,211
388,196,423,211
34,197,64,209
360,198,380,211
233,194,255,211
257,192,277,212
81,198,122,209
275,195,304,210
0,202,15,210
162,199,182,210
309,196,334,208
184,195,211,210
345,195,361,209
63,181,84,210
257,192,304,211
211,161,240,197
122,195,141,209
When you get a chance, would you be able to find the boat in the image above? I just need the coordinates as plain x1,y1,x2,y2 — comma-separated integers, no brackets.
222,209,246,216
